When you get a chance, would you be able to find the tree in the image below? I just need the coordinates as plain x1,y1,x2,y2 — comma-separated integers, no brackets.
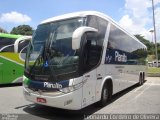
10,25,33,35
135,34,160,61
0,27,7,33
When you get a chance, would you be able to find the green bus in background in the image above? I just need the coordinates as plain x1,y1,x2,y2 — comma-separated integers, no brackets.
0,33,31,84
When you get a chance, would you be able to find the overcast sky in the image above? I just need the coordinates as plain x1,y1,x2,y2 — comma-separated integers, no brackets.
0,0,160,42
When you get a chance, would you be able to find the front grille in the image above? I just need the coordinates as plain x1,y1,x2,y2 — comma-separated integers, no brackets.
34,75,50,81
28,86,59,92
25,87,62,97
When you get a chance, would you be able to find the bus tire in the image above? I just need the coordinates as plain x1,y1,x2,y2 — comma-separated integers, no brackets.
142,72,145,83
139,74,143,86
97,83,109,107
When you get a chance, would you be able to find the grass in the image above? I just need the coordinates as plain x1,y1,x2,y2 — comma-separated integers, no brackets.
148,67,160,73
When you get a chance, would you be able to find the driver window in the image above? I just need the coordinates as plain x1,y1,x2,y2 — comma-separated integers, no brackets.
84,33,99,71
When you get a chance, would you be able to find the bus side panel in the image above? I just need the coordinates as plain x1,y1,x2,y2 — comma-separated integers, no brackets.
0,63,3,82
125,65,139,87
95,64,122,101
105,65,123,94
0,53,24,84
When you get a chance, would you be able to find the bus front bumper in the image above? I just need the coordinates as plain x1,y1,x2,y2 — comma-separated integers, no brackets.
23,87,83,110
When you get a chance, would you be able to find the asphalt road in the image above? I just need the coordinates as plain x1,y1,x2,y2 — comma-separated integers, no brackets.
0,77,160,120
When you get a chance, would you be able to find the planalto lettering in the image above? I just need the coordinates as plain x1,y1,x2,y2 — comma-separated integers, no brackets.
44,82,62,89
115,51,127,62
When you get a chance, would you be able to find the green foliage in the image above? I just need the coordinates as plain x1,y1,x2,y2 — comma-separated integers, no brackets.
10,25,33,35
135,34,160,61
148,67,160,73
147,55,155,61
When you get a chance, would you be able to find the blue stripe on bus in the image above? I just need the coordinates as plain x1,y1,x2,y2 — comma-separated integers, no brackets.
28,80,69,90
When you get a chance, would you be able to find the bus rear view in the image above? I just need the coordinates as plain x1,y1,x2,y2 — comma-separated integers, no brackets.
23,11,147,110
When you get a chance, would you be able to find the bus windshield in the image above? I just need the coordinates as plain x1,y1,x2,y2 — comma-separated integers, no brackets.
0,37,16,51
25,17,85,81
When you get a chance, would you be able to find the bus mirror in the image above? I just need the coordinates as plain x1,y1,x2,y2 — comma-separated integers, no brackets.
72,27,98,50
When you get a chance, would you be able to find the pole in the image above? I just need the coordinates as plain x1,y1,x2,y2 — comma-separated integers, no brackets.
151,0,158,67
149,30,155,56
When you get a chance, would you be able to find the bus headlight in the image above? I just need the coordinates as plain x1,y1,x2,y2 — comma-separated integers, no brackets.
59,82,83,94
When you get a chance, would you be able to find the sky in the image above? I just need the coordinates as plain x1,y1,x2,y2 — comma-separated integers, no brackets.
0,0,160,42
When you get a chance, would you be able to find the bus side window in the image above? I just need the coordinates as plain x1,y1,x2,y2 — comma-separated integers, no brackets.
84,15,108,72
83,32,99,71
87,15,98,30
87,39,99,66
107,42,113,50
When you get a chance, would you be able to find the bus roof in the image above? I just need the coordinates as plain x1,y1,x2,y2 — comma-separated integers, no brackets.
0,33,22,39
41,11,109,24
40,11,147,49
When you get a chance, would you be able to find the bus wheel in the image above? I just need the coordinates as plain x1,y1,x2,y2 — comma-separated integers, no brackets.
142,72,145,83
139,74,143,86
98,83,109,107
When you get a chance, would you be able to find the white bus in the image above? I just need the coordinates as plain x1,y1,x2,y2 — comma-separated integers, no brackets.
23,11,147,110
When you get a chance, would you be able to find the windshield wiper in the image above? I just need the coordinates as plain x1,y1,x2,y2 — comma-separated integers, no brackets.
29,26,58,81
44,39,58,81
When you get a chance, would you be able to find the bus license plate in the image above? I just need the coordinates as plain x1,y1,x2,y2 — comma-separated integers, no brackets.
37,97,47,103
